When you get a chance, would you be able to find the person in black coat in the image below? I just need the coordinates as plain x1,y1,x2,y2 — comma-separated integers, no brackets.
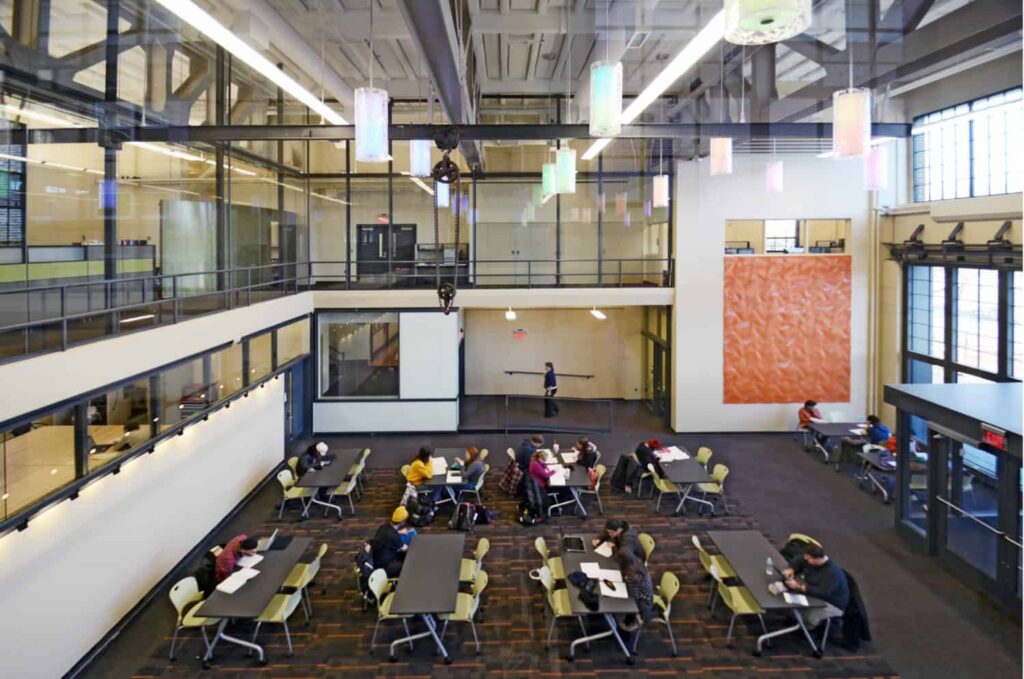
516,435,544,470
626,439,665,494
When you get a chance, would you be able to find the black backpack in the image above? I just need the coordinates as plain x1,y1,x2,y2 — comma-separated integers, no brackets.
449,501,477,532
194,550,218,596
408,492,436,527
353,543,376,610
516,501,542,526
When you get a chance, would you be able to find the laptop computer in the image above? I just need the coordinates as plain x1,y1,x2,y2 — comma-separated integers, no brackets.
256,529,279,552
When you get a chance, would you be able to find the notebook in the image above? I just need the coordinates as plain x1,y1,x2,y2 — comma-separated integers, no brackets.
431,457,448,475
658,446,690,462
594,541,614,558
256,529,279,552
597,568,622,582
580,562,601,578
237,554,264,569
599,580,628,599
216,568,260,594
783,592,809,606
446,470,463,484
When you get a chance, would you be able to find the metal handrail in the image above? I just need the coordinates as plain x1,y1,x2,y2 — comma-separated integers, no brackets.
934,496,1007,535
505,370,595,379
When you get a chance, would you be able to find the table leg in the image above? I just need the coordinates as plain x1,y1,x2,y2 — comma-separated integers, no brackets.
570,488,588,518
674,483,715,515
547,493,579,517
866,470,890,503
388,614,450,664
202,618,265,666
303,495,342,519
813,437,831,463
568,615,633,663
755,610,820,657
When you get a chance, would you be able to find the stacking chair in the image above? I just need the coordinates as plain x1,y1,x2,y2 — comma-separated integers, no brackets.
439,570,489,654
457,463,490,504
368,569,414,653
631,453,655,497
538,565,588,649
506,447,516,462
649,464,682,513
326,463,362,516
400,464,412,481
696,464,730,515
787,533,822,548
633,571,680,656
460,537,490,582
692,535,736,610
286,456,300,480
276,469,315,519
348,448,371,495
578,463,606,514
534,536,565,580
638,532,656,566
711,564,767,647
283,543,328,620
479,448,489,461
250,589,304,658
167,577,215,661
695,446,713,471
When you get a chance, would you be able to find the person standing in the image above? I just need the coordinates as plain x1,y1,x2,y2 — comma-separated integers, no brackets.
543,362,559,418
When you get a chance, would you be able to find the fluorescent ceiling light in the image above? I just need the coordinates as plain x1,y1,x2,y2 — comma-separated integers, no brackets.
401,173,435,196
590,307,607,320
0,151,103,175
582,10,726,161
120,314,156,324
153,0,347,125
0,103,91,127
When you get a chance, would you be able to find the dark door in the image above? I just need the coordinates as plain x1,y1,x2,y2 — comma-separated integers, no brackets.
356,224,389,276
287,361,306,441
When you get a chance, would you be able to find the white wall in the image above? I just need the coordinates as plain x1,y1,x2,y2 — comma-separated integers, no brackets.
313,400,458,432
399,312,459,399
673,155,871,431
0,294,313,423
463,307,644,399
0,381,285,679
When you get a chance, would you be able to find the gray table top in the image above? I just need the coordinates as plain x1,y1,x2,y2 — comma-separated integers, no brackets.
390,533,466,615
706,530,825,611
544,459,591,489
561,537,639,615
296,448,364,488
196,536,313,620
857,449,896,471
807,421,868,437
420,449,472,487
661,458,711,484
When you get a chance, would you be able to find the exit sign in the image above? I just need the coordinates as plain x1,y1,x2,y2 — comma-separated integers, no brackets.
980,423,1007,452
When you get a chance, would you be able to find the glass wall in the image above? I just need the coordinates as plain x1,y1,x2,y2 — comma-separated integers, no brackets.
249,331,273,382
85,378,152,473
318,311,399,398
0,405,77,519
278,318,311,366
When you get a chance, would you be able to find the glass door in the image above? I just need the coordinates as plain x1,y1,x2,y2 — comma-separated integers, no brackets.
641,306,671,423
938,442,1001,580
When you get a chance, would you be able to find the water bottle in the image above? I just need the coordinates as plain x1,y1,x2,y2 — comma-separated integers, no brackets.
765,557,775,580
552,439,560,454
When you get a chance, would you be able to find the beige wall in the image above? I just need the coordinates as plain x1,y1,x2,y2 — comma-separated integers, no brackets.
463,307,644,400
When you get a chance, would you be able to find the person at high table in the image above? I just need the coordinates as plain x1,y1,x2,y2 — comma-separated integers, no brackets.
836,415,892,465
593,518,646,563
214,534,259,584
543,361,559,418
528,449,558,487
782,543,850,628
408,445,443,502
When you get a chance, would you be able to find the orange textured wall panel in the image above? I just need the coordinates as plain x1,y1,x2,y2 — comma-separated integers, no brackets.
723,255,851,404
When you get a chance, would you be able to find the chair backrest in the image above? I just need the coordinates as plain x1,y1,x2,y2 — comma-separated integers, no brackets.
368,568,389,609
307,542,329,581
538,565,555,593
692,535,714,572
695,447,713,466
361,448,372,462
474,537,491,562
657,571,680,615
472,569,489,596
711,464,729,485
276,469,295,490
708,561,726,583
287,456,299,476
593,463,607,491
638,532,655,564
169,577,201,621
476,463,490,490
346,463,365,491
479,448,489,461
400,464,411,480
507,447,515,461
787,532,822,548
715,579,737,611
281,589,304,619
534,536,550,563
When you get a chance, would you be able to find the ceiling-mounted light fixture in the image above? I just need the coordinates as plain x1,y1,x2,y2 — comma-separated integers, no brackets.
710,137,733,175
590,307,608,320
436,180,450,207
766,160,784,193
589,61,623,137
542,161,558,196
409,139,432,177
505,307,517,321
652,139,669,208
865,144,888,191
355,1,389,162
723,0,812,45
556,147,577,194
833,88,872,158
152,0,346,124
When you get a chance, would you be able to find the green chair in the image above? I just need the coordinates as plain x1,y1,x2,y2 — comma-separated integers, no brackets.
286,456,300,479
276,469,315,519
400,464,412,481
368,568,414,653
347,448,371,496
787,533,822,548
439,570,489,654
534,536,565,581
631,453,655,497
479,448,489,461
638,532,656,566
696,463,730,515
695,446,713,471
167,576,215,661
692,535,736,610
711,564,767,647
250,589,305,658
283,543,328,620
327,463,363,516
457,463,490,504
538,565,587,649
633,571,680,656
460,537,490,582
578,463,607,514
649,464,682,512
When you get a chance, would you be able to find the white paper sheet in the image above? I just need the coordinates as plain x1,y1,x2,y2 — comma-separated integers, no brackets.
215,568,260,594
560,452,579,464
599,580,629,598
548,473,566,487
658,446,690,462
594,541,614,558
580,562,601,578
597,568,623,582
849,428,867,436
783,592,809,606
446,471,462,484
236,554,263,569
431,457,448,475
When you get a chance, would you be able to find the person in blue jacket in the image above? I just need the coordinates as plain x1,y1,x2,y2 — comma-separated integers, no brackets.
543,361,559,418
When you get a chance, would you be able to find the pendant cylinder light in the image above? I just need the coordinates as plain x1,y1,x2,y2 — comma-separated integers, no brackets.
409,139,431,177
865,144,888,191
709,137,733,175
556,148,577,193
652,174,669,208
766,160,784,193
723,0,812,45
354,87,389,162
436,180,450,207
833,88,872,158
589,61,623,137
542,162,558,196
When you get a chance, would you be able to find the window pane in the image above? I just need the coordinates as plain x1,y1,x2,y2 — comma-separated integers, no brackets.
764,219,799,253
0,406,78,519
1013,271,1023,378
277,318,310,366
86,379,152,472
954,268,1000,372
160,358,209,432
908,266,945,358
318,311,399,398
249,332,273,380
211,343,243,402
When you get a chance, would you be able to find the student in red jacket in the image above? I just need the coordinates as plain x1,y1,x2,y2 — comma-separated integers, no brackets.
214,534,258,583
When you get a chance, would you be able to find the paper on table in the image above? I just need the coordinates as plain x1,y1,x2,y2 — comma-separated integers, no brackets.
237,554,264,569
597,568,623,582
215,568,260,594
849,428,867,435
431,457,448,474
446,471,462,484
594,542,614,558
549,472,566,487
599,580,629,598
561,452,579,464
580,562,601,578
783,592,809,606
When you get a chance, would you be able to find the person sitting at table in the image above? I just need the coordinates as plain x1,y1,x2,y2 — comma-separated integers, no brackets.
528,449,557,487
409,446,445,502
297,441,330,476
625,439,665,494
782,543,850,628
798,400,823,429
573,436,599,469
837,415,891,464
214,534,259,583
593,518,646,563
453,447,485,490
615,548,655,632
370,507,414,578
516,435,544,470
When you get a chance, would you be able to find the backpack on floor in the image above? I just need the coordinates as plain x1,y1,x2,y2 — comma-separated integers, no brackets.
449,501,477,533
516,501,543,527
353,542,376,610
408,493,436,527
474,505,497,525
609,455,637,492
